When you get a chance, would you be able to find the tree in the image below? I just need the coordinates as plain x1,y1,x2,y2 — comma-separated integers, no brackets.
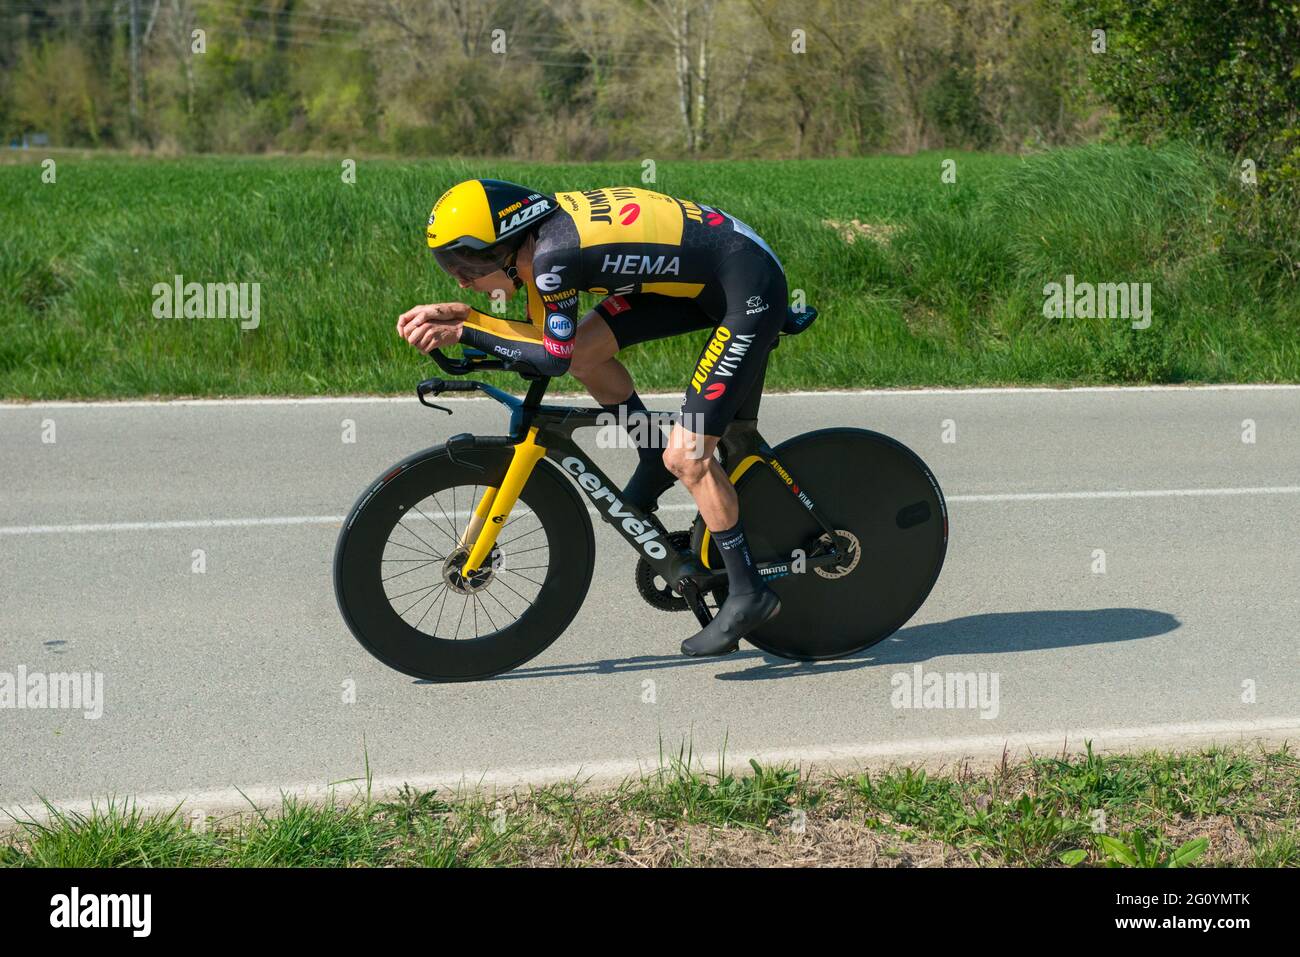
1061,0,1300,274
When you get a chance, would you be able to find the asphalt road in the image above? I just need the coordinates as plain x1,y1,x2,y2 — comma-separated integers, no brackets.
2,386,1298,815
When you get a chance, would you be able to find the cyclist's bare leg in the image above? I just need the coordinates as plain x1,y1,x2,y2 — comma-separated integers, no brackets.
666,423,780,656
663,426,736,530
568,312,632,405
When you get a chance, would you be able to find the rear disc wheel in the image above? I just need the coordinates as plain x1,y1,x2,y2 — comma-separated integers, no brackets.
695,428,947,660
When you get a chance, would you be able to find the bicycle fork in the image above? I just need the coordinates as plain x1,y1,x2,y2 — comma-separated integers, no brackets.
460,427,547,574
458,426,686,588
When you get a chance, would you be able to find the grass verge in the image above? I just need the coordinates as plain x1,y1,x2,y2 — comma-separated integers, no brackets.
2,743,1296,867
2,146,1297,399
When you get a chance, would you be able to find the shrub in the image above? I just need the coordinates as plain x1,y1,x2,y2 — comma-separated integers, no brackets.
1060,0,1300,278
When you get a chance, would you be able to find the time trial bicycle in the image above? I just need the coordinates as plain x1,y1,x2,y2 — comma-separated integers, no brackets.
334,306,947,681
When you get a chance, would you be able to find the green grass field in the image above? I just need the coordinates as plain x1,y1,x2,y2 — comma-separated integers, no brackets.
3,744,1295,867
2,146,1296,399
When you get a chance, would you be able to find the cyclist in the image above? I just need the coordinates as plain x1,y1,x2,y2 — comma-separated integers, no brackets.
398,179,788,657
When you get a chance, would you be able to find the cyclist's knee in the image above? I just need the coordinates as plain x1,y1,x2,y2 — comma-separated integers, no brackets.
662,437,715,484
567,349,597,382
568,344,610,382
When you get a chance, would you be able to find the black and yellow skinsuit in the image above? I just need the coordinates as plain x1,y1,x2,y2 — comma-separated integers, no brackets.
458,186,788,437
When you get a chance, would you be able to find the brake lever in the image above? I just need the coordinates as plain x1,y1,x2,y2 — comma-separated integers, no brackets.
416,378,454,415
419,395,453,415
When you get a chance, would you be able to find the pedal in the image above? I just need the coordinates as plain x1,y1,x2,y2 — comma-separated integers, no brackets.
678,579,716,629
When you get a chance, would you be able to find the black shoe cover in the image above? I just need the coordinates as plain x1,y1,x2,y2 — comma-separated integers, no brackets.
623,459,677,513
681,587,781,657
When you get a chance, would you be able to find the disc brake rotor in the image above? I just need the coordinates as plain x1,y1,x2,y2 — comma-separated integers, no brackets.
443,545,504,595
814,529,861,579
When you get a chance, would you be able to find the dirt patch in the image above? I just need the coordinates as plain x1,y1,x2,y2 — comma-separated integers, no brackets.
1164,814,1253,865
823,218,900,245
506,798,979,868
675,817,974,867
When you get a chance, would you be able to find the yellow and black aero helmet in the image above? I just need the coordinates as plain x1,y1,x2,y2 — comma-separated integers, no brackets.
425,179,558,283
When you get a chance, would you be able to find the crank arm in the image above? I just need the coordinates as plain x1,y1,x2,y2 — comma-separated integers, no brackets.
677,579,715,628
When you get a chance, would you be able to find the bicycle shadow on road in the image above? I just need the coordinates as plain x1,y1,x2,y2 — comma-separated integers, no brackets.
715,607,1181,681
461,607,1179,684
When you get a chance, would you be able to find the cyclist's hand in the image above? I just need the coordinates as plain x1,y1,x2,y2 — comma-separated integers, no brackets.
397,303,468,353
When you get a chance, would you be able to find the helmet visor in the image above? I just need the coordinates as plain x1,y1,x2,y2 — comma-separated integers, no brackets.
432,245,512,282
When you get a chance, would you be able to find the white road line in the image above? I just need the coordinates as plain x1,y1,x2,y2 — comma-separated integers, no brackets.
0,516,349,535
4,716,1295,826
3,383,1299,409
3,485,1298,535
0,509,684,535
951,486,1300,502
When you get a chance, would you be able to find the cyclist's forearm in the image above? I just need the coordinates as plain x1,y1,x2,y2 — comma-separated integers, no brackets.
460,309,570,377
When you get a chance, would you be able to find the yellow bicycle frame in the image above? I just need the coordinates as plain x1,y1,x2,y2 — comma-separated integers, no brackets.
460,427,547,574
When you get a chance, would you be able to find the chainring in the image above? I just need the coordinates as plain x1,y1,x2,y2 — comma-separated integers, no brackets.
635,531,694,612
